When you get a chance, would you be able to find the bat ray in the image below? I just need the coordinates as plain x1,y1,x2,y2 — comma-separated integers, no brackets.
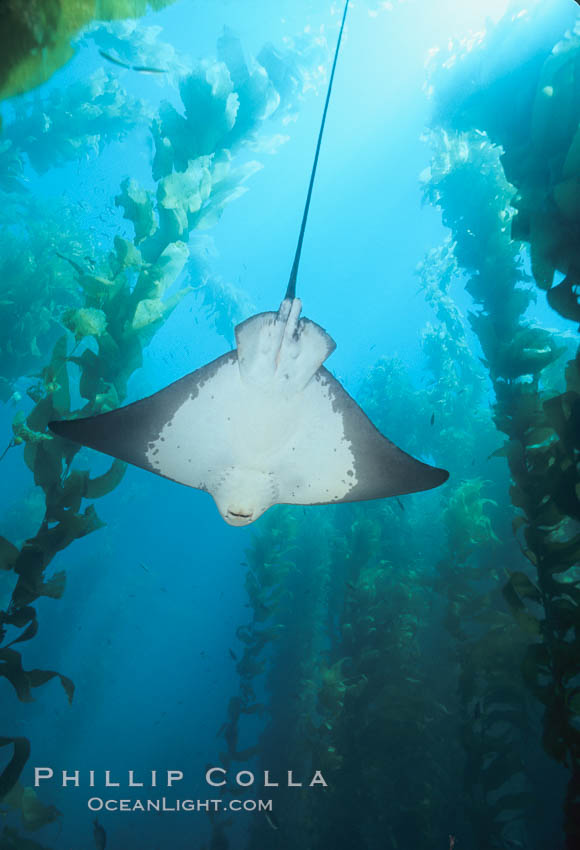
49,298,448,525
49,0,449,526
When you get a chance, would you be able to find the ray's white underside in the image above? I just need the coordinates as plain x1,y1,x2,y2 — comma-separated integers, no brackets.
146,299,357,524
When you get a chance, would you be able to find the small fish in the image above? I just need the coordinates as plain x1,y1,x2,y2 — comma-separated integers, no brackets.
449,836,455,850
139,561,150,573
430,412,435,426
55,251,84,275
395,497,405,512
84,256,96,270
99,50,131,70
229,649,237,661
93,817,106,850
265,811,279,831
132,65,167,74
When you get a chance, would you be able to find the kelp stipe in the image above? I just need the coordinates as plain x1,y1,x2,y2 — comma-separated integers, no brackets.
425,4,580,845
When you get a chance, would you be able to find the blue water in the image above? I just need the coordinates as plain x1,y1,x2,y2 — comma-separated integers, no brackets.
1,0,577,847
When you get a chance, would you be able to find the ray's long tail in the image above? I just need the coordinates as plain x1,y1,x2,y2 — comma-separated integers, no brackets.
285,0,350,301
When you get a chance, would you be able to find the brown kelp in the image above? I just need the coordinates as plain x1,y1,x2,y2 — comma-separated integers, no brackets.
418,243,543,846
0,0,177,102
437,473,537,850
425,4,580,844
0,23,331,842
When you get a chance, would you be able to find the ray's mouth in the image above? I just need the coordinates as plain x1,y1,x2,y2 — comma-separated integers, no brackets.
225,509,254,526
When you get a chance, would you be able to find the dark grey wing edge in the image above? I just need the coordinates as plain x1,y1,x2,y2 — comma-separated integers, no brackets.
48,351,236,487
312,367,449,503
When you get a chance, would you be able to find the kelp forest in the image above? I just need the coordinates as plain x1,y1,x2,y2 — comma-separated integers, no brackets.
0,1,579,849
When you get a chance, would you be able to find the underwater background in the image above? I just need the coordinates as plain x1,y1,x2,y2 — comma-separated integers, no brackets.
1,0,580,848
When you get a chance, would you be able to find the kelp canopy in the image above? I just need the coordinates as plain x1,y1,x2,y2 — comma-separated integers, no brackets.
0,0,177,102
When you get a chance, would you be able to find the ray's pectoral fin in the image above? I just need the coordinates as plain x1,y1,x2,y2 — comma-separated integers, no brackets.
235,297,336,393
320,369,449,502
48,397,159,472
47,352,236,488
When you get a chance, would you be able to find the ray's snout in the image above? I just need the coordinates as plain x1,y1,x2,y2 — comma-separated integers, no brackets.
224,506,255,527
211,468,274,527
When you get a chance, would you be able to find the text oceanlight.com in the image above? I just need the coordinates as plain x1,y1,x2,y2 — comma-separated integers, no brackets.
87,798,274,813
